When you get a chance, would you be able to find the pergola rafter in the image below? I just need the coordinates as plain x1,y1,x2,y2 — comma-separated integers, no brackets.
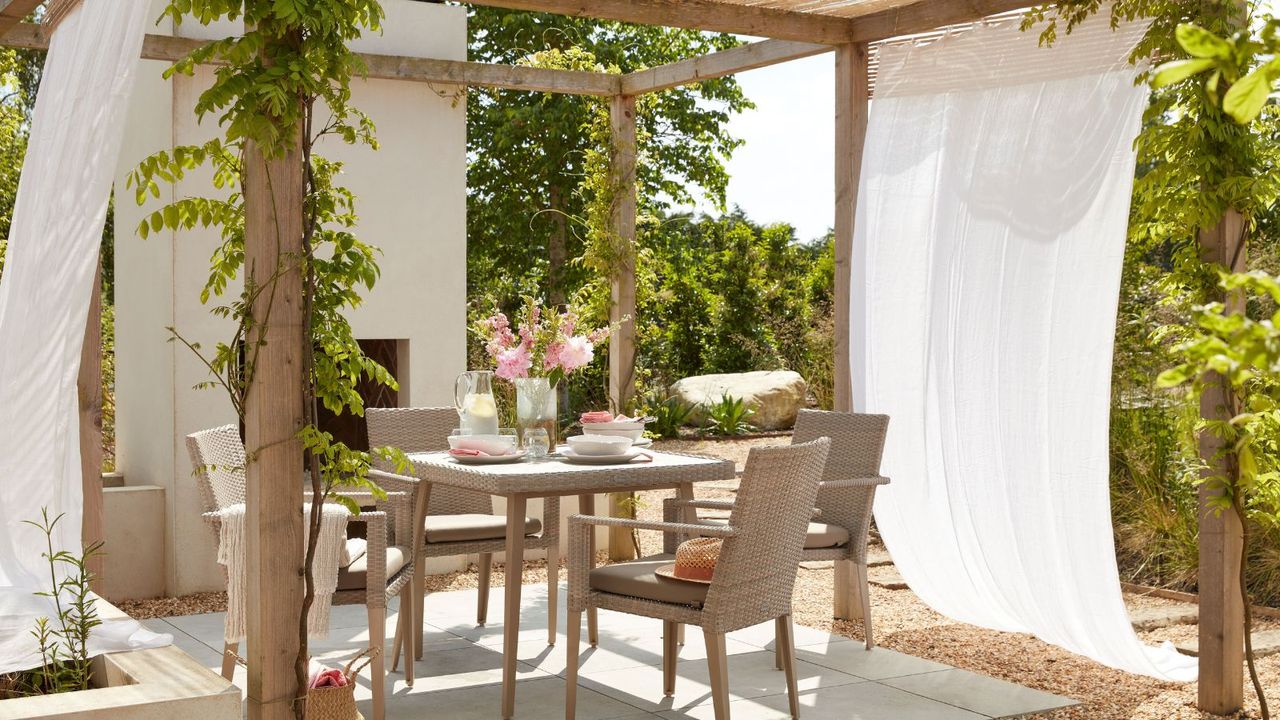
0,1,1248,718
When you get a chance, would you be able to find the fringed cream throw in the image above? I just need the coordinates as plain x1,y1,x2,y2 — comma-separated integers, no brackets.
217,502,350,643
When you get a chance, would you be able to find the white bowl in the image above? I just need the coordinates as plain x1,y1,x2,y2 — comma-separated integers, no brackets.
565,434,634,456
580,420,645,442
448,433,517,456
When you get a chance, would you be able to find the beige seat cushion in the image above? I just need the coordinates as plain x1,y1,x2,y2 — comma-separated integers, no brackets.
695,518,848,550
338,545,409,591
424,513,543,543
589,554,709,607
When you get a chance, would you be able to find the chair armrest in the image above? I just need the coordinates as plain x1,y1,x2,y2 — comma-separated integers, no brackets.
668,498,736,512
345,510,392,608
819,476,890,489
569,514,738,539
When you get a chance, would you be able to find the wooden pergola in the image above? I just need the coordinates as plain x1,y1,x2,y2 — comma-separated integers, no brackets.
0,0,1246,718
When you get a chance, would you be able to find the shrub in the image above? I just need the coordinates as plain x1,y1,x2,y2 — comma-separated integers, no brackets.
704,394,755,437
641,390,696,439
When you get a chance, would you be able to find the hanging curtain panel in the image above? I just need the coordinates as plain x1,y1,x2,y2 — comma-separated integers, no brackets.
851,16,1196,681
0,0,169,673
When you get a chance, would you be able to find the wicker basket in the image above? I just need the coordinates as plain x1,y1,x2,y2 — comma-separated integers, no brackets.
304,648,377,720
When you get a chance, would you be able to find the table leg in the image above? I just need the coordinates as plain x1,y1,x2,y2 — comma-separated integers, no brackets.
413,481,432,662
502,494,528,720
577,493,598,646
674,483,695,648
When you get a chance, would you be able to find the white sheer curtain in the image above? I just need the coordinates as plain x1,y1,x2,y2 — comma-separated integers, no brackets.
0,0,169,673
851,16,1197,681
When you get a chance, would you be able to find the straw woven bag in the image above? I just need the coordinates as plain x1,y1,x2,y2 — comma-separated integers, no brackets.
304,648,378,720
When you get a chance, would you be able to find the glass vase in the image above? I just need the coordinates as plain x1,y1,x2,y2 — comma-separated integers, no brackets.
515,377,558,451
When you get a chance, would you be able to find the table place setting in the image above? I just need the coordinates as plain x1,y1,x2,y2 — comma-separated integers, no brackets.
444,409,657,466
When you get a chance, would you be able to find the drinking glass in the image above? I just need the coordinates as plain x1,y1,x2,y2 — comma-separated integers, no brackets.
524,428,550,460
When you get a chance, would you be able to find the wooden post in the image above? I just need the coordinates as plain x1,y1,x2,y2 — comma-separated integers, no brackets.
1197,210,1246,714
832,42,870,621
832,42,869,414
242,130,306,720
78,262,103,589
607,94,638,561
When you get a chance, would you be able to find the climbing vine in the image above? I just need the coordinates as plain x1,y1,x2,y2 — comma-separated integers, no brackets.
125,1,405,716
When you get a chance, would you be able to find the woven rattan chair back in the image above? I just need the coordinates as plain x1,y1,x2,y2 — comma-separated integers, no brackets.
366,407,491,516
186,424,248,514
792,409,889,564
701,437,829,634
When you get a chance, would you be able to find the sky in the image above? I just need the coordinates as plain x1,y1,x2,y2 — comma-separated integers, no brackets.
687,52,836,244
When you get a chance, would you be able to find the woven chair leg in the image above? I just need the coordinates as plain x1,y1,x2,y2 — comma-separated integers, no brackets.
778,615,800,719
704,630,730,720
565,610,583,720
856,562,873,650
546,543,560,645
369,605,387,720
477,552,493,626
663,620,678,697
221,641,237,681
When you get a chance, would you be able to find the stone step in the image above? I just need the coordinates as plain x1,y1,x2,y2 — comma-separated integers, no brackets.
866,547,893,567
868,568,909,590
1129,605,1199,631
1175,629,1280,659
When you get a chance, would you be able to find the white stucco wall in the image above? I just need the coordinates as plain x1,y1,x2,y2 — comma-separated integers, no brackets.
114,0,467,596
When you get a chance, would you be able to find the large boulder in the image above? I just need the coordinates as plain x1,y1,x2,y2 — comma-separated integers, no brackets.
671,370,807,431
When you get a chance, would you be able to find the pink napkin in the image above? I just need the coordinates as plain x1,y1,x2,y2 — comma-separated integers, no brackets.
307,660,348,689
449,448,484,457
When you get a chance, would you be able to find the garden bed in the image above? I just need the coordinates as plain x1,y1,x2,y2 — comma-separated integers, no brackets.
0,599,239,720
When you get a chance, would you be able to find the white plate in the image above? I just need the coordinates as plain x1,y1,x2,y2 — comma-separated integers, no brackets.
557,447,649,465
633,437,653,447
448,451,527,465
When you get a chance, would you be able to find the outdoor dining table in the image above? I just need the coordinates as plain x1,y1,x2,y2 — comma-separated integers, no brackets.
406,448,736,719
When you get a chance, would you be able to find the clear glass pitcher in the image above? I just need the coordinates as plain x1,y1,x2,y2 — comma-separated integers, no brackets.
455,370,499,436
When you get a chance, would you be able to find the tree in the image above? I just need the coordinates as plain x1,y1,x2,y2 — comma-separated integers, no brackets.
466,7,752,310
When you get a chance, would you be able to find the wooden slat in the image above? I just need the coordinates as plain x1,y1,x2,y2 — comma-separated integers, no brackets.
0,22,622,96
621,39,831,95
465,0,859,43
849,0,1031,43
1197,210,1246,714
832,43,868,414
0,0,43,38
78,262,103,590
242,129,306,720
41,0,76,31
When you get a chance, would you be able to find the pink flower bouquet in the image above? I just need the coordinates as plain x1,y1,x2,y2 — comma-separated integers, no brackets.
474,299,610,386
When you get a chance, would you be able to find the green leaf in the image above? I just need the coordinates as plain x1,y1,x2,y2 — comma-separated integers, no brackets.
1152,58,1216,88
1223,65,1274,123
1176,24,1232,59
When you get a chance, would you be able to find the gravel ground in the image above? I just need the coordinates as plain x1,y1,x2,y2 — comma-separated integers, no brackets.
120,435,1280,719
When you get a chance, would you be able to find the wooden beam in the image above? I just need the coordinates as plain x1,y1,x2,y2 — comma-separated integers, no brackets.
621,39,830,96
78,261,103,590
465,0,858,44
849,0,1032,43
607,93,638,563
607,94,638,416
242,124,306,720
0,0,43,39
0,22,622,97
1197,210,1246,715
832,43,868,415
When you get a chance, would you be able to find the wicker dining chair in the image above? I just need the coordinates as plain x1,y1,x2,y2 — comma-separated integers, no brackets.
664,410,890,650
186,425,417,720
566,438,830,720
364,407,561,666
